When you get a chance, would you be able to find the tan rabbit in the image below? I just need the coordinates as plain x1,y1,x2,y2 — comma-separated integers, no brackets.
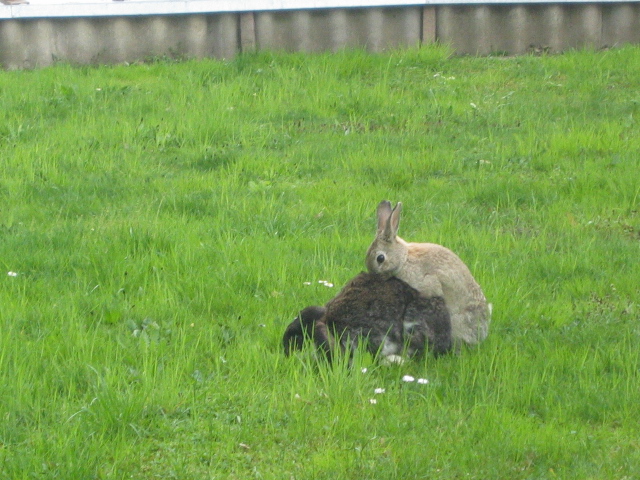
365,200,490,346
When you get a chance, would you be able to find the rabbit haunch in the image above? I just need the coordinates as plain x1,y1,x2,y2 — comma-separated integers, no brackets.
365,200,490,346
283,272,452,363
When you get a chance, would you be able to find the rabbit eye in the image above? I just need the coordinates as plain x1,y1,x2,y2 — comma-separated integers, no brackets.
376,254,385,264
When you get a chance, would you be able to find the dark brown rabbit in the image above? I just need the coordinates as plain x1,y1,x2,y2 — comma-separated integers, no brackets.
283,272,452,364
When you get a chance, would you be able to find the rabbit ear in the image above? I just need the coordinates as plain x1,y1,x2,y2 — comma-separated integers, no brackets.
283,306,326,356
379,201,402,241
389,202,402,236
313,321,334,360
376,200,393,234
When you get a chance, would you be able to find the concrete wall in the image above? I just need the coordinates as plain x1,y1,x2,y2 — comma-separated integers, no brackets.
1,2,639,69
0,14,240,68
437,3,640,54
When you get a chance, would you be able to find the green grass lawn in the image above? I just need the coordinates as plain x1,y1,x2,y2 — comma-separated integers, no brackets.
1,45,639,479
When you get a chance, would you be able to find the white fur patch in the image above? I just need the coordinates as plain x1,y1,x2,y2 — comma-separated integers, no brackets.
403,321,420,334
380,354,405,366
380,338,400,357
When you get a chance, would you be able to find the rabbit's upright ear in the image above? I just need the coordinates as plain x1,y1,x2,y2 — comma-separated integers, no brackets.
389,202,402,237
376,200,402,241
379,201,402,241
376,200,393,234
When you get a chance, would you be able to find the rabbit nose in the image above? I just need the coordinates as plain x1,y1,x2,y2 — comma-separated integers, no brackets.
376,254,385,264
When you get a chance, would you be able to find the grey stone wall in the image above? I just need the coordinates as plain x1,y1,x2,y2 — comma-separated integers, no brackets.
1,3,639,69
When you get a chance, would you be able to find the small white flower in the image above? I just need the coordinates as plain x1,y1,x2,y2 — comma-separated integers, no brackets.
417,378,429,385
402,375,415,383
374,388,385,394
7,271,18,277
369,398,377,404
360,367,368,374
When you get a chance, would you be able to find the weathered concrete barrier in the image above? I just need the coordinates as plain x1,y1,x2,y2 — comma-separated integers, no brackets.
1,0,639,68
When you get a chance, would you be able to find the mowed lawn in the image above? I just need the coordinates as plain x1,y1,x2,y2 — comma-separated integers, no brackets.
1,45,639,479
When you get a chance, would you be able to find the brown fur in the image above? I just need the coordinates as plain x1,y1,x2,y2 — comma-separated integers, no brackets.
365,201,490,346
283,272,452,363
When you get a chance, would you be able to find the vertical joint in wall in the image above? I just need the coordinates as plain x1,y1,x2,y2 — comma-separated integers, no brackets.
239,11,256,53
421,6,436,45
